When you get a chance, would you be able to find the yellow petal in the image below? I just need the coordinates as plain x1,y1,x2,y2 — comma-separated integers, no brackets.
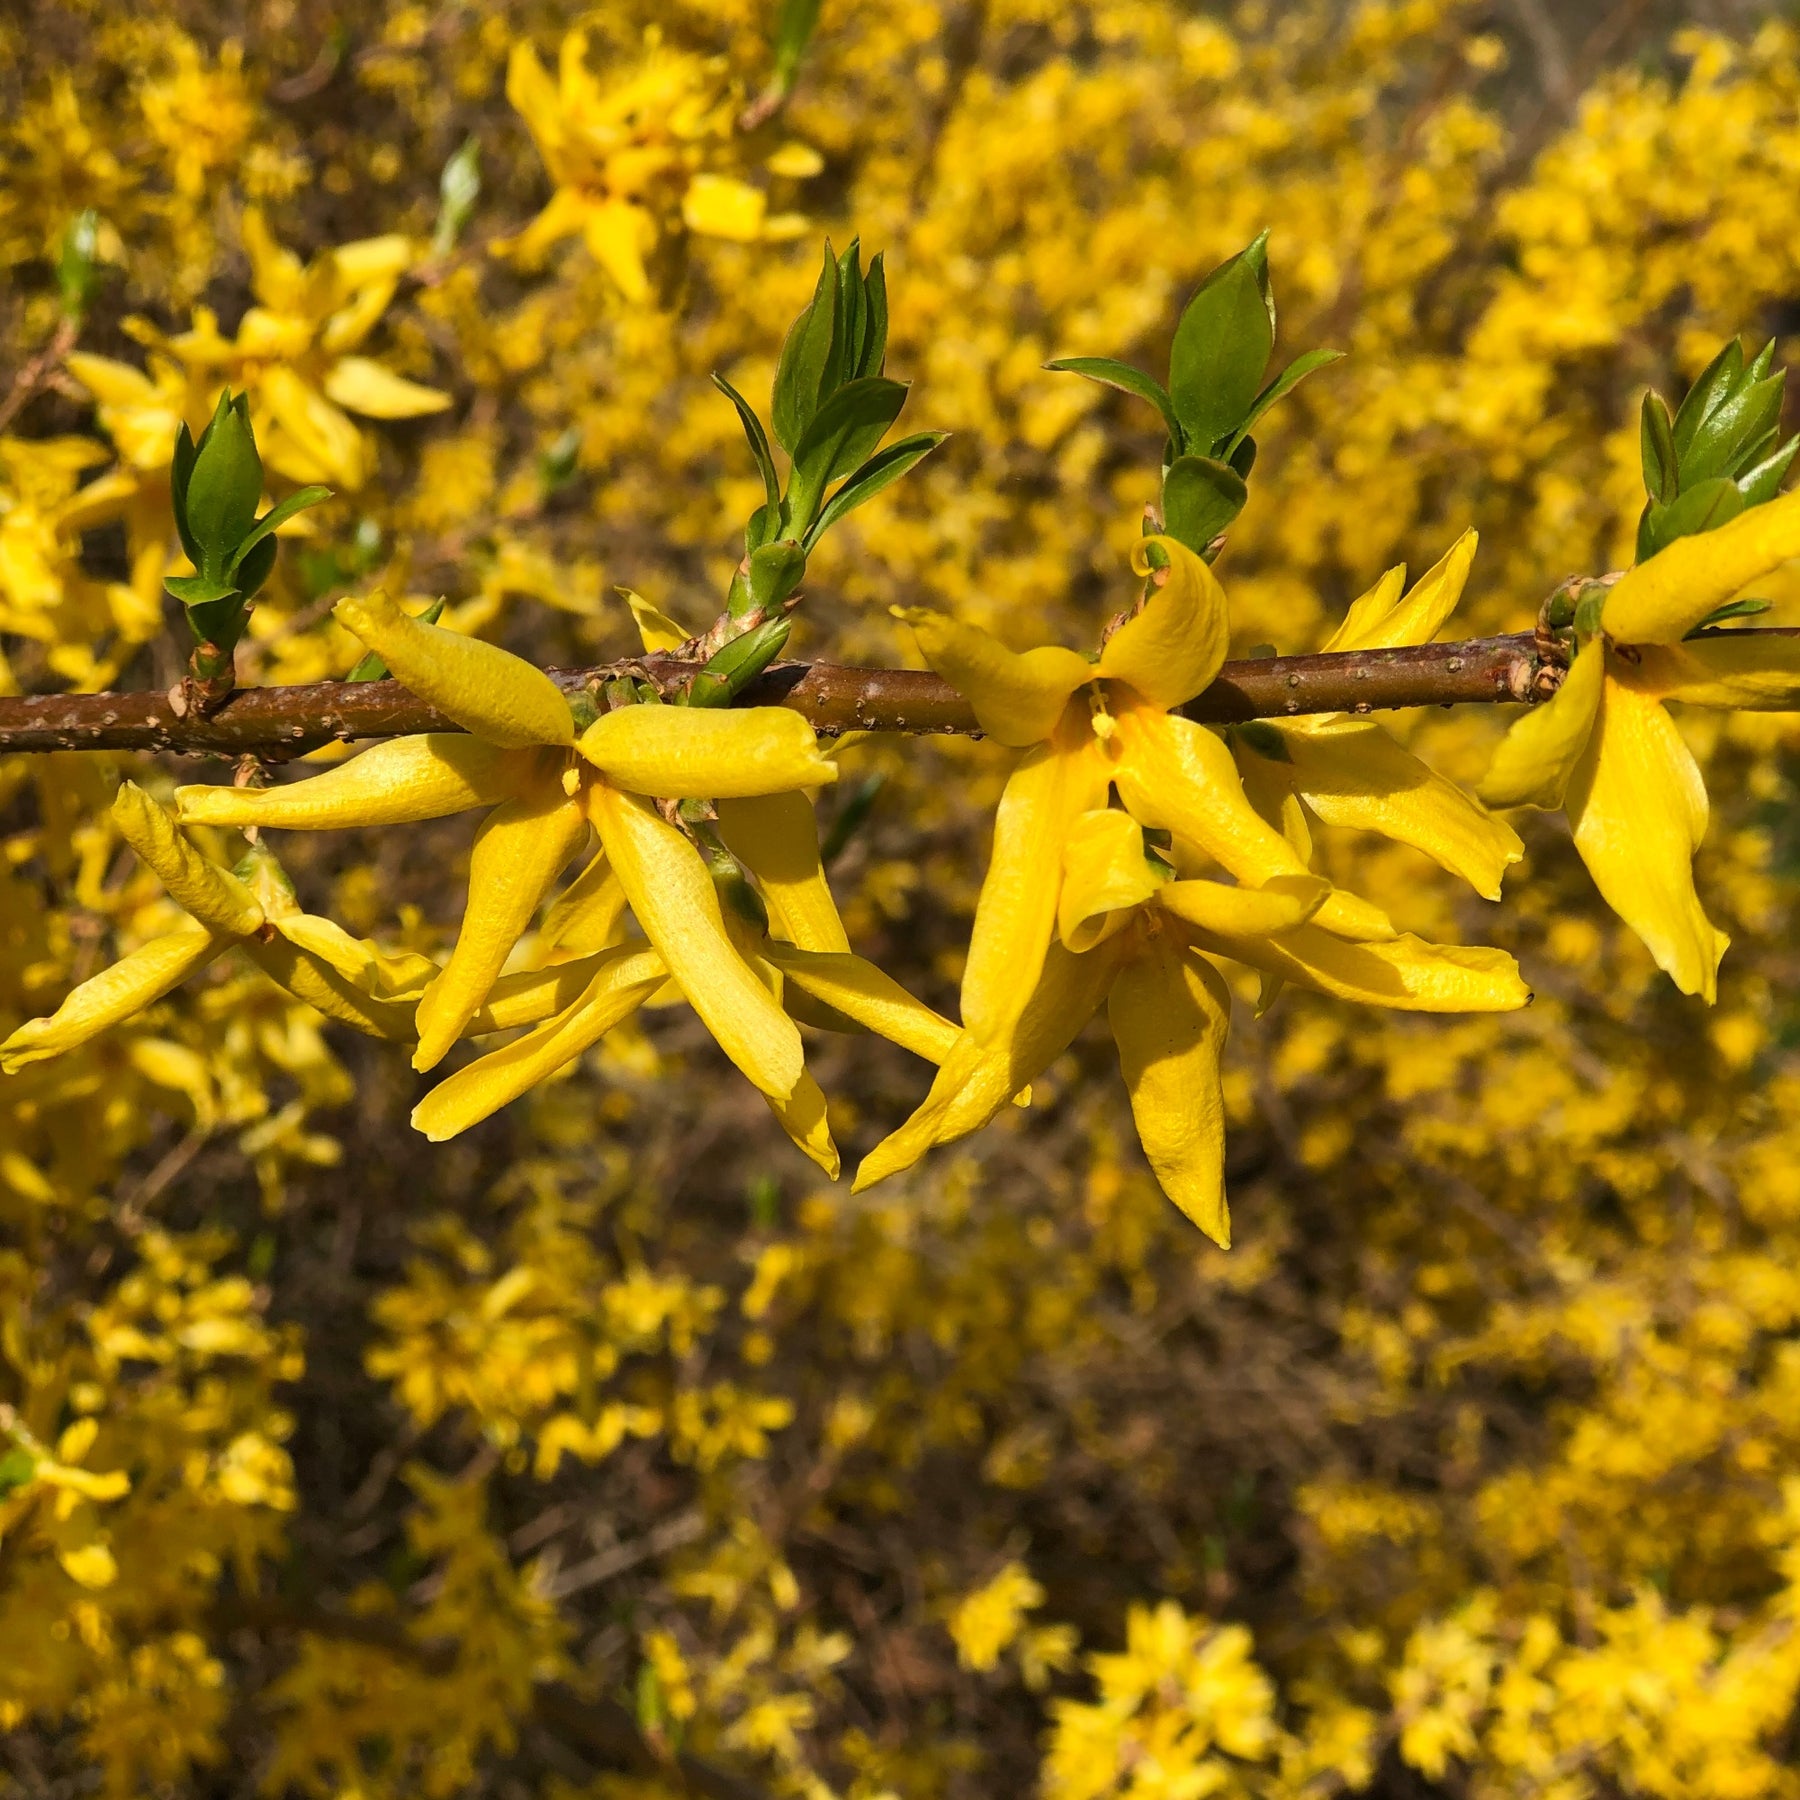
1112,711,1391,942
1277,717,1523,900
538,848,629,960
1099,537,1230,708
467,951,626,1035
413,786,591,1069
64,352,156,408
322,356,452,420
763,944,959,1063
1109,937,1232,1246
0,929,224,1071
272,913,378,985
258,367,364,490
961,727,1110,1041
1322,530,1477,653
853,940,1121,1192
588,782,805,1099
1604,486,1800,644
896,607,1090,748
577,705,838,799
584,199,654,302
764,1070,839,1178
621,588,691,654
1159,872,1328,937
1057,808,1165,953
1630,632,1800,710
334,589,574,748
413,946,666,1140
683,174,767,242
1567,676,1728,1001
1184,919,1529,1012
1478,636,1606,810
243,938,419,1040
177,736,532,830
1230,734,1313,863
715,791,849,953
112,783,265,936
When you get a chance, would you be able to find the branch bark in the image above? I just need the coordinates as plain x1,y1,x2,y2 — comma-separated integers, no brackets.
0,633,1570,757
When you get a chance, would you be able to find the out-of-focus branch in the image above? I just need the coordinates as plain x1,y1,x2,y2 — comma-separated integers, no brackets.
0,633,1588,757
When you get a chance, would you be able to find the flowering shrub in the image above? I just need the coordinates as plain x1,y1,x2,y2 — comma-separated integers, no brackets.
7,4,1800,1798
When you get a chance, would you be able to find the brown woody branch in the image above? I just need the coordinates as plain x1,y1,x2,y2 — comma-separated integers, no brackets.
0,634,1569,758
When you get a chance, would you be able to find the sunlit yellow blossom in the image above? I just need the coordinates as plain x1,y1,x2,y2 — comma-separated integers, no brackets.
1228,532,1523,899
497,25,803,301
1482,489,1800,999
896,536,1424,1050
856,807,1526,1242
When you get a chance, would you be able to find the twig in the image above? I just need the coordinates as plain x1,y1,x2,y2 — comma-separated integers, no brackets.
0,318,79,437
0,631,1587,757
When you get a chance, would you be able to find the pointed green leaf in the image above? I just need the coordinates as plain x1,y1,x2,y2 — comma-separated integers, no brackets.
1161,454,1247,558
227,485,331,580
713,373,782,519
1640,391,1677,504
833,239,865,394
771,0,824,88
346,597,446,680
747,539,807,613
1168,250,1275,453
803,430,947,549
771,242,840,454
785,375,908,530
184,390,263,575
1638,476,1746,560
859,252,888,379
1045,357,1183,449
1687,596,1772,635
1683,371,1786,487
1739,433,1800,507
1224,346,1341,453
1671,338,1743,462
170,420,201,565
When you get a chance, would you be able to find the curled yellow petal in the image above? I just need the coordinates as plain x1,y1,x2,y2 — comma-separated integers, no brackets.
413,946,667,1141
177,736,531,831
716,792,849,954
334,589,574,748
1109,937,1232,1246
1322,530,1477,654
1159,873,1328,937
1185,919,1529,1012
1567,677,1728,1001
272,913,379,985
1101,537,1231,708
538,848,629,961
1604,487,1800,645
1111,711,1391,942
621,588,691,654
1057,808,1165,953
854,940,1121,1193
1278,718,1523,900
113,783,265,936
243,937,420,1040
413,786,591,1070
763,944,959,1064
764,1070,839,1178
961,726,1111,1041
577,705,838,799
466,950,633,1035
1477,637,1605,810
896,607,1090,748
0,929,224,1072
1632,633,1800,710
588,782,805,1100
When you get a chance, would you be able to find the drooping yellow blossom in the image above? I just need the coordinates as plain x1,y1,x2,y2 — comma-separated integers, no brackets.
1227,531,1523,899
894,535,1432,1050
498,24,804,301
0,783,428,1073
171,593,946,1170
855,804,1526,1241
72,211,449,490
1482,489,1800,1000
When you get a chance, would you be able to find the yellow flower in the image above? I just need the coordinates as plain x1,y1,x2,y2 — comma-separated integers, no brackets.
172,594,947,1169
92,210,449,489
1481,489,1800,1000
894,535,1402,1052
497,25,799,301
138,35,255,199
855,807,1527,1242
1227,531,1523,900
0,783,425,1073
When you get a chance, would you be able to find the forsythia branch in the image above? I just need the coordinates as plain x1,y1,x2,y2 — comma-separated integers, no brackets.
0,629,1623,756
